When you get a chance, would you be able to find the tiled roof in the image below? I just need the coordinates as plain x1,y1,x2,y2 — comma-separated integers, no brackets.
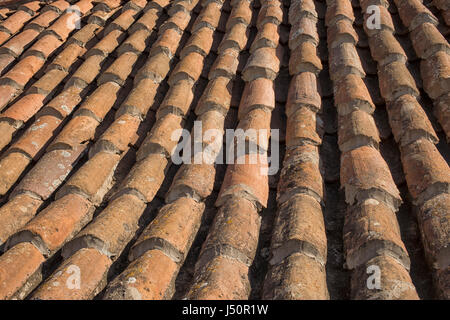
0,0,448,300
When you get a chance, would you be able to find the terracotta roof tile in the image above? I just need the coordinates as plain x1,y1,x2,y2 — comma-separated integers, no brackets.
289,40,322,75
324,0,355,27
361,1,449,297
196,76,232,114
7,193,93,257
27,9,60,31
0,9,37,40
13,146,85,200
187,254,251,299
368,29,407,65
92,112,141,154
434,92,450,140
0,193,42,249
242,46,279,80
351,255,418,299
386,93,438,146
420,50,450,99
0,242,45,300
378,61,420,101
64,192,147,257
104,249,178,299
343,199,410,270
337,108,380,152
286,71,321,115
263,252,329,299
30,247,111,300
10,114,62,159
278,145,323,205
118,77,159,116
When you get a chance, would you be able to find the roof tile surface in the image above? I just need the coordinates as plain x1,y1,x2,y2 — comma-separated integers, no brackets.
0,0,448,300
